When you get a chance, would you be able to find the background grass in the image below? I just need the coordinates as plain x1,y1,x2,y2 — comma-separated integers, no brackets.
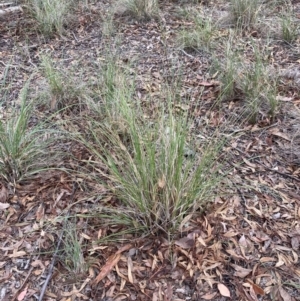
0,81,59,183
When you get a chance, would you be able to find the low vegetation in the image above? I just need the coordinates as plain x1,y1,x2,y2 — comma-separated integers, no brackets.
26,0,75,36
229,0,260,29
115,0,159,20
1,0,299,299
178,14,216,51
281,6,299,43
40,55,87,111
77,65,225,235
0,82,57,183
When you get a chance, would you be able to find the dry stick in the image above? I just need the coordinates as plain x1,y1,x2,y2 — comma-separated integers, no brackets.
38,183,77,301
180,49,195,60
38,232,64,301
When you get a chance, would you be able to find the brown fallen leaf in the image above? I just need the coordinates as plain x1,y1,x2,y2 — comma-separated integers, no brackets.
246,279,265,296
175,104,189,111
8,250,26,258
17,286,28,301
201,292,217,300
127,256,134,284
93,253,121,284
260,257,277,263
116,243,133,255
199,80,220,87
270,285,280,300
93,244,132,285
217,283,231,298
175,237,195,249
231,264,252,278
158,177,166,189
243,287,257,301
36,203,45,221
239,235,248,248
165,283,173,301
226,249,245,261
291,236,300,250
152,71,161,79
0,184,8,203
114,294,128,301
223,230,239,238
279,286,292,301
249,285,259,301
243,158,257,169
0,202,9,210
276,95,293,102
270,128,291,141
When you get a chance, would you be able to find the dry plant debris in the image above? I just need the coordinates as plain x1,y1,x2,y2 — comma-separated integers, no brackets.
0,0,300,300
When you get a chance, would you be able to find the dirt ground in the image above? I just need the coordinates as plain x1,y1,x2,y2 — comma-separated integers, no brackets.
0,0,300,300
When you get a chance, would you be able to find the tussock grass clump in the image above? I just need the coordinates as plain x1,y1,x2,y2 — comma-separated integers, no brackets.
40,55,86,111
115,0,159,21
212,39,239,102
0,82,56,183
280,6,299,44
240,56,278,123
60,220,87,274
230,0,260,30
213,42,279,122
177,16,216,51
28,0,74,36
78,62,225,236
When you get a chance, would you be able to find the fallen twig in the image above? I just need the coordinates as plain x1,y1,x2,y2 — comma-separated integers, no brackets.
180,49,195,60
38,183,78,301
38,232,63,301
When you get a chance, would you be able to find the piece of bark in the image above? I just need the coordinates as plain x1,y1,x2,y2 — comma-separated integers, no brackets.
0,6,23,17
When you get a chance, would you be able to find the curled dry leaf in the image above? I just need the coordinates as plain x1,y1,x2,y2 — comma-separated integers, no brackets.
217,283,231,298
0,184,8,203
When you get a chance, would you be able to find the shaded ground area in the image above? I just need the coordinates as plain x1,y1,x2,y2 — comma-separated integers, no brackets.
0,0,300,300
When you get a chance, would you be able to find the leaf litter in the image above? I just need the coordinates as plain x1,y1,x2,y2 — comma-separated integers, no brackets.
0,0,300,300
